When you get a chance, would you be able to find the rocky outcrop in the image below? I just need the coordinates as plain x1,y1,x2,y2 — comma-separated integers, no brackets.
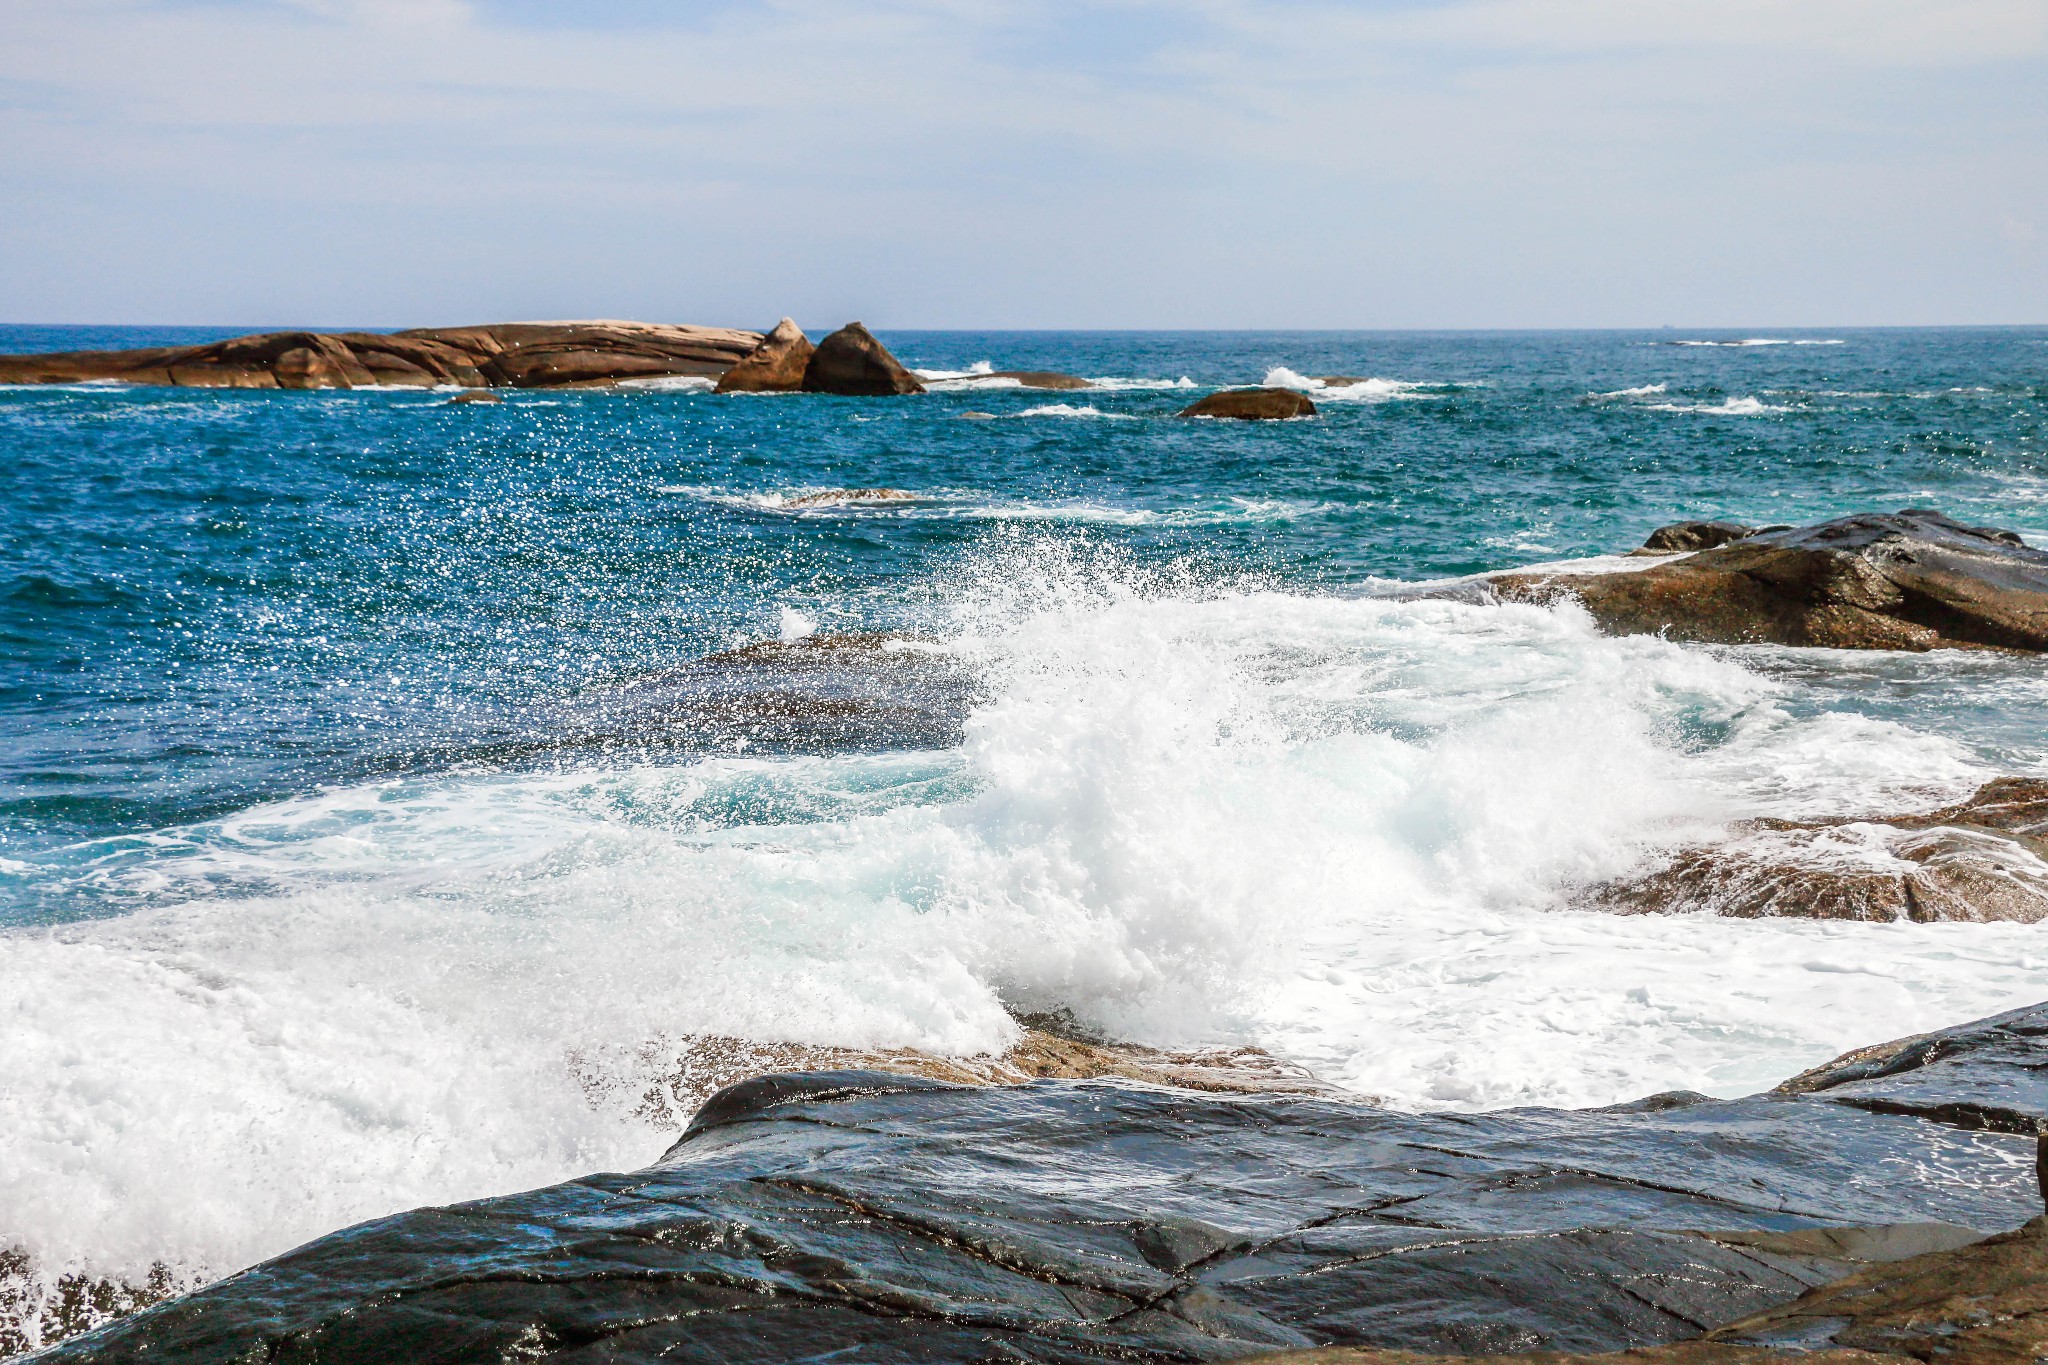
801,322,926,395
1632,520,1777,555
1179,388,1318,419
1589,778,2048,924
1493,510,2048,651
33,1000,2048,1363
713,317,813,392
0,321,763,390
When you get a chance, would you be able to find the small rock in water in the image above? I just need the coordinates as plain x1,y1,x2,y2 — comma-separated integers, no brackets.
444,389,500,404
1178,387,1318,419
958,410,998,420
983,370,1092,390
801,322,926,395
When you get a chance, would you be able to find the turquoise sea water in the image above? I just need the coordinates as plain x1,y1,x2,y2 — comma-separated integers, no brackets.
2,325,2046,1302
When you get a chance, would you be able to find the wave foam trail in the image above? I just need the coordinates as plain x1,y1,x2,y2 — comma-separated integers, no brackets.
4,545,2042,1296
1262,367,1446,401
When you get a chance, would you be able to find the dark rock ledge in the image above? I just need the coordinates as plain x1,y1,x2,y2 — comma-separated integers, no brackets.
24,1000,2048,1364
1491,510,2048,652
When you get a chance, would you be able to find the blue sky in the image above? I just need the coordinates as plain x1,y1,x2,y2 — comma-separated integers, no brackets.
1,0,2043,327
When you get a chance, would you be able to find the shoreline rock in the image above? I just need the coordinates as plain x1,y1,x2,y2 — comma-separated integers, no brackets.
801,322,926,395
0,320,764,390
1493,510,2048,651
1179,387,1318,419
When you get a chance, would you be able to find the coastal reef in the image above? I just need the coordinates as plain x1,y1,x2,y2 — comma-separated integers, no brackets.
1180,388,1319,419
1493,510,2048,651
28,1000,2048,1364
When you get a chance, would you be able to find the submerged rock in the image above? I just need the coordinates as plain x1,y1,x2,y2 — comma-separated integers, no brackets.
801,322,926,395
779,488,916,508
975,370,1094,390
1179,388,1318,419
1589,778,2048,924
0,321,763,390
443,389,500,405
34,1001,2047,1363
714,317,813,392
1494,509,2048,651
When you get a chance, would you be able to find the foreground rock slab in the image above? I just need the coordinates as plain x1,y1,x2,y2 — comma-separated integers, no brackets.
1494,510,2048,651
1180,388,1318,419
0,321,764,390
1590,777,2048,923
35,998,2045,1363
1256,1215,2048,1364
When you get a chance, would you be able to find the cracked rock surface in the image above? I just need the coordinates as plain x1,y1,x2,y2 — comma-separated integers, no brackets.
33,999,2048,1364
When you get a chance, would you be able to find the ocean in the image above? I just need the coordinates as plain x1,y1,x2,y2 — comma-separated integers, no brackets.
3,325,2046,1305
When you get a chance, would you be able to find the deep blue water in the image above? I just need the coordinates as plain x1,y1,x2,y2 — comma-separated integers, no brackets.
4,326,2046,868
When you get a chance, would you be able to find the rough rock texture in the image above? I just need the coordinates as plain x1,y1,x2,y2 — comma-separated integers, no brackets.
0,321,763,390
714,317,814,392
1493,510,2048,651
1179,388,1318,420
1632,521,1768,555
1256,1217,2048,1362
34,999,2047,1364
800,323,926,396
1589,778,2048,923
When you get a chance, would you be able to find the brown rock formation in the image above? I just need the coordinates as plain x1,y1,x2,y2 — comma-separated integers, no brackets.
1179,388,1318,419
0,320,763,390
940,370,1093,390
1589,777,2048,923
800,322,926,395
601,1016,1334,1129
714,317,814,392
1493,510,2048,651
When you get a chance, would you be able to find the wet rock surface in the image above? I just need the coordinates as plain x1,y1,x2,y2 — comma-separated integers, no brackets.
0,321,764,390
1589,778,2048,924
1631,521,1772,555
715,317,814,392
1494,510,2048,651
801,323,927,395
34,1000,2047,1364
1180,388,1318,419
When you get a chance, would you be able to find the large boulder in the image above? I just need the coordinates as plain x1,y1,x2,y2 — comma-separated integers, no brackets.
801,322,926,395
714,317,813,392
0,321,764,391
1179,387,1317,419
1495,510,2048,651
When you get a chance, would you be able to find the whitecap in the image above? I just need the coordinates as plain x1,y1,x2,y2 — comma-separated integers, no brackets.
1643,396,1790,416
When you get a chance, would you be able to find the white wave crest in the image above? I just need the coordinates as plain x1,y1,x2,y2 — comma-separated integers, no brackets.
1672,338,1846,348
1262,367,1450,401
1643,396,1790,416
1590,382,1669,399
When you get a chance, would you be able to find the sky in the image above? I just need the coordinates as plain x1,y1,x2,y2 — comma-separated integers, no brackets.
1,0,2044,329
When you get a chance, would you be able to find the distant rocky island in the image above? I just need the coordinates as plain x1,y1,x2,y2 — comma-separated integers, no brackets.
0,319,1331,417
